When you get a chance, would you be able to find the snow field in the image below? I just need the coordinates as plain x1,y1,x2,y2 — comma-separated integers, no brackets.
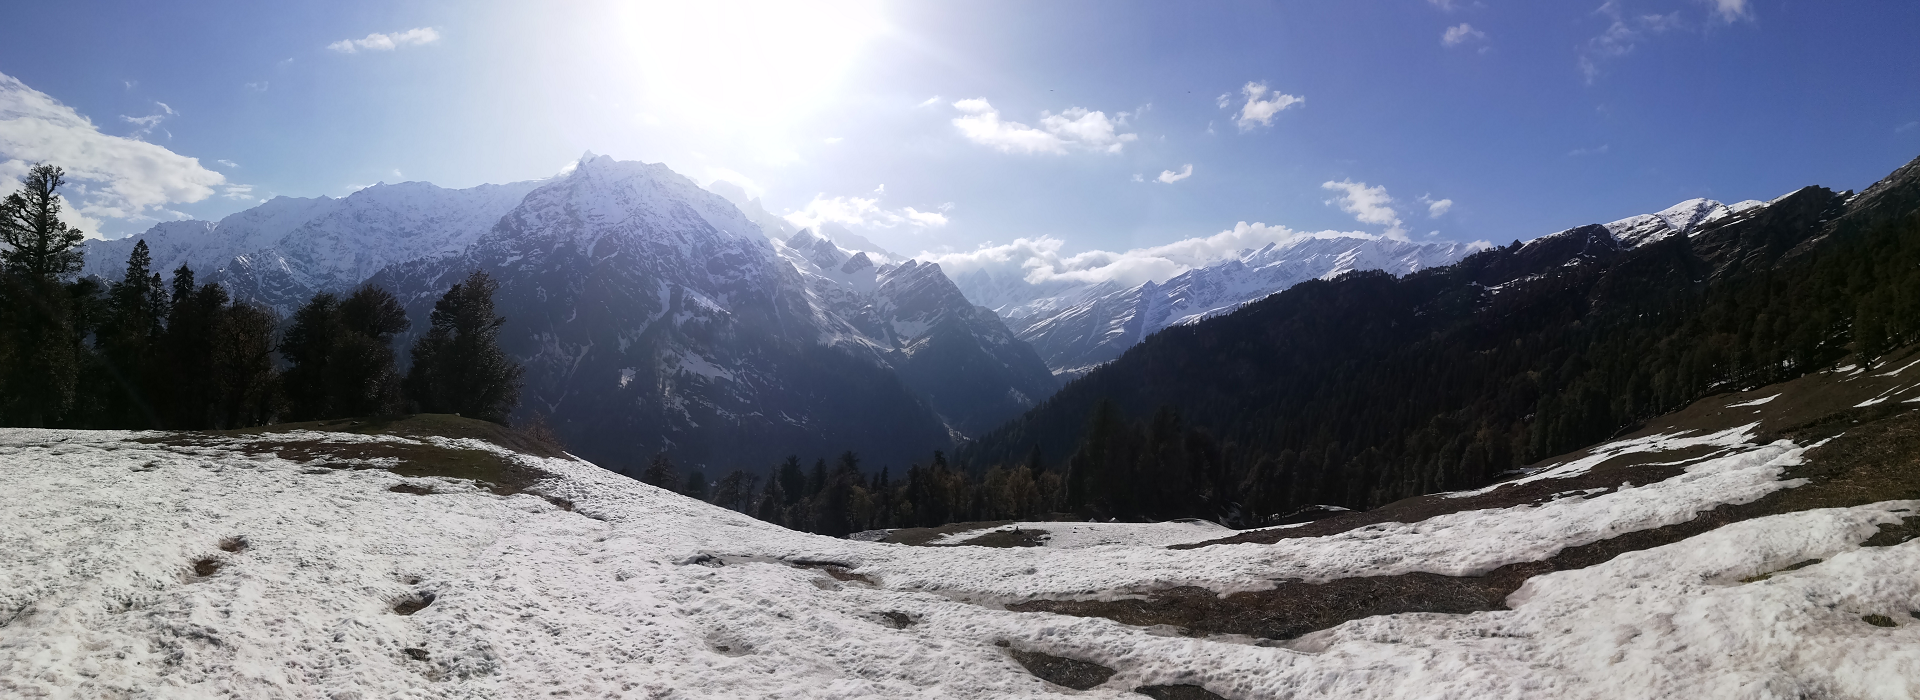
3,427,1916,698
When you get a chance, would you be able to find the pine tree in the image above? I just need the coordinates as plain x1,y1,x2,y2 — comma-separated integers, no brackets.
331,286,409,416
776,455,806,507
210,302,280,428
0,164,87,426
682,469,709,501
405,270,522,424
0,164,85,279
639,452,681,491
96,240,169,426
159,270,234,428
279,286,409,420
279,292,342,420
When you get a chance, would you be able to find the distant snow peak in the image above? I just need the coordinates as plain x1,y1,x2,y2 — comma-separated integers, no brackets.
979,234,1483,377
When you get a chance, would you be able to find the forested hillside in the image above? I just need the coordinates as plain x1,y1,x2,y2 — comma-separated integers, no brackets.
957,155,1920,525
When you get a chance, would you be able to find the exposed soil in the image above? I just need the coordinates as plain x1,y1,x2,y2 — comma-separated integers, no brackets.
138,414,557,497
1004,647,1115,690
1135,685,1229,700
875,611,917,629
1013,357,1920,642
392,592,437,616
190,557,222,578
952,527,1048,548
880,521,1018,546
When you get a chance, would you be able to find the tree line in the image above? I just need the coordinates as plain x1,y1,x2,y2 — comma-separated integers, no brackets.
0,164,522,429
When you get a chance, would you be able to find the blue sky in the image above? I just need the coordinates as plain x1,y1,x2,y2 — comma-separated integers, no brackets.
2,0,1916,285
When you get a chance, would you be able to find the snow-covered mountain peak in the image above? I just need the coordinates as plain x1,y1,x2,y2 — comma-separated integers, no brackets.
1604,197,1768,248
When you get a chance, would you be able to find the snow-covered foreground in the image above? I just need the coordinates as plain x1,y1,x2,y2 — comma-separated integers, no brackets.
2,428,1917,698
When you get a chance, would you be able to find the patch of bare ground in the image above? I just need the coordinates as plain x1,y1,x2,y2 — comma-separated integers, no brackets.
392,591,436,616
137,414,557,497
1135,685,1229,700
1001,645,1114,690
1015,352,1920,641
881,514,1081,546
952,527,1048,548
880,520,1018,546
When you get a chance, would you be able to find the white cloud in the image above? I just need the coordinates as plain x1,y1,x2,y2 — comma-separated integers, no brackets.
915,96,942,108
1419,194,1454,217
949,98,1137,154
1232,82,1304,131
327,27,440,54
918,221,1393,289
1157,164,1193,184
1703,0,1750,22
244,81,268,92
221,184,255,201
1131,173,1145,183
1322,179,1407,240
902,207,948,227
784,194,950,231
873,184,885,194
1428,0,1460,9
216,159,239,168
0,71,226,238
1442,23,1487,47
823,136,844,144
1569,144,1610,157
1581,5,1683,83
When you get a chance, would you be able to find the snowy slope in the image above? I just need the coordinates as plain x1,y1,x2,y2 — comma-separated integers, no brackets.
80,180,543,315
4,418,1917,698
993,235,1481,378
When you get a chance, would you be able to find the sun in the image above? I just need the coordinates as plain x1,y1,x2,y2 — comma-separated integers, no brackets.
612,0,888,136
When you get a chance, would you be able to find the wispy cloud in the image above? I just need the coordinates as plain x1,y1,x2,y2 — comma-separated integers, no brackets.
120,101,176,141
1418,194,1454,217
915,96,942,108
1580,3,1685,83
950,98,1137,154
1157,164,1193,184
1322,179,1407,240
784,194,951,231
1896,121,1918,134
328,27,441,54
216,159,239,168
1569,144,1611,157
1442,23,1487,47
244,81,268,92
1230,82,1304,132
0,71,225,237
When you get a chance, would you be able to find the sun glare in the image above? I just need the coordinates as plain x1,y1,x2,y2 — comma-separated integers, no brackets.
614,0,887,135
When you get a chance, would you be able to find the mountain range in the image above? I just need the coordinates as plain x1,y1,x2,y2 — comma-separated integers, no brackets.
83,154,1052,473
